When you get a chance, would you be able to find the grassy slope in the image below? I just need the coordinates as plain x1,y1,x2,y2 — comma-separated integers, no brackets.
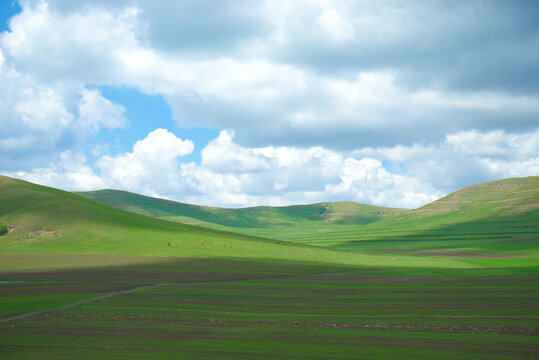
77,189,406,240
0,176,463,268
316,176,539,257
78,177,539,259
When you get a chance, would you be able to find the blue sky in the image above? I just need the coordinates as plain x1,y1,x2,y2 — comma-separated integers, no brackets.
1,0,538,208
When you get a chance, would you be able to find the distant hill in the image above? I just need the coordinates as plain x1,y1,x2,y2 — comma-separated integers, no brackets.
2,175,537,263
76,190,407,240
316,176,539,255
78,177,539,254
0,175,381,265
77,177,539,258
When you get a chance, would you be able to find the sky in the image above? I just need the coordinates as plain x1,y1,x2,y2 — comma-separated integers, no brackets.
1,0,538,209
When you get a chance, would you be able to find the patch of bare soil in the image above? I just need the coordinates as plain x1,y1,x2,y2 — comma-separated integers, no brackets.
7,226,21,233
31,228,59,235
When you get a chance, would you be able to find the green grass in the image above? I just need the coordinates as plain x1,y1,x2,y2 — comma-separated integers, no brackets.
77,189,407,240
0,175,479,268
1,254,538,359
1,176,538,358
77,177,539,260
312,177,539,257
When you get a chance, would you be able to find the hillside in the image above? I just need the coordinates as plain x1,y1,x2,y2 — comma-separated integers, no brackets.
0,176,346,260
77,177,539,258
2,175,537,264
0,175,396,266
310,176,539,256
77,189,407,240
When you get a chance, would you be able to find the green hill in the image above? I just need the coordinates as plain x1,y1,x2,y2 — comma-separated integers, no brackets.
308,176,539,257
77,177,539,259
77,190,407,240
1,175,537,266
1,175,454,267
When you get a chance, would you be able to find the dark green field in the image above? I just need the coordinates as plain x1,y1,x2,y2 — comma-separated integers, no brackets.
1,175,538,359
1,254,538,359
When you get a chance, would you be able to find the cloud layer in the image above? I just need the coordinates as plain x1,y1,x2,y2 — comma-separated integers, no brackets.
3,1,538,148
11,128,538,208
1,0,538,208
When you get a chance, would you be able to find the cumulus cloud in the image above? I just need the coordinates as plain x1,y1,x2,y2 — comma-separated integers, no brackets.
10,151,105,191
10,128,539,209
1,1,538,208
97,128,193,195
354,129,539,192
98,130,442,208
1,0,537,150
1,1,141,83
0,54,128,170
318,8,355,43
78,89,127,133
201,131,270,173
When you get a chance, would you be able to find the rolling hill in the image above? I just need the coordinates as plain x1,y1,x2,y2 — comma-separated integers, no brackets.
315,176,539,256
0,175,453,268
1,175,537,265
79,176,539,258
77,189,407,240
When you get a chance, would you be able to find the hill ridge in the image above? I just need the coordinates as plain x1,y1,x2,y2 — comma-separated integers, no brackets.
0,175,398,266
76,188,407,239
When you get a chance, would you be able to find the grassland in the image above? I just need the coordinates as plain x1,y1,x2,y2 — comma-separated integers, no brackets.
1,175,538,359
81,177,539,260
304,177,539,258
1,254,538,359
0,175,472,268
77,189,407,240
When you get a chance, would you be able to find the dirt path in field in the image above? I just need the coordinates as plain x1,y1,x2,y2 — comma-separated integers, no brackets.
0,283,164,324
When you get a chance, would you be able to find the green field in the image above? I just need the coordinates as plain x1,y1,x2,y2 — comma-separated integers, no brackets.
1,175,538,359
1,254,538,359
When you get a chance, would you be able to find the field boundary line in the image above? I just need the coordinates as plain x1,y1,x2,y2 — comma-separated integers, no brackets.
0,283,164,324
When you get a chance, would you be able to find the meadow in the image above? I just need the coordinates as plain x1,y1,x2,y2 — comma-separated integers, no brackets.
1,175,538,359
1,254,538,359
79,177,539,255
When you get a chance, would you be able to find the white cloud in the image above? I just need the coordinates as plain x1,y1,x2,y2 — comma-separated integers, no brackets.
78,89,127,133
14,86,74,132
319,9,355,43
10,151,105,191
1,1,538,210
354,129,539,192
1,1,140,83
97,128,193,194
201,130,270,173
446,130,539,158
181,132,440,208
2,1,537,151
0,58,128,170
9,128,539,209
0,59,76,169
